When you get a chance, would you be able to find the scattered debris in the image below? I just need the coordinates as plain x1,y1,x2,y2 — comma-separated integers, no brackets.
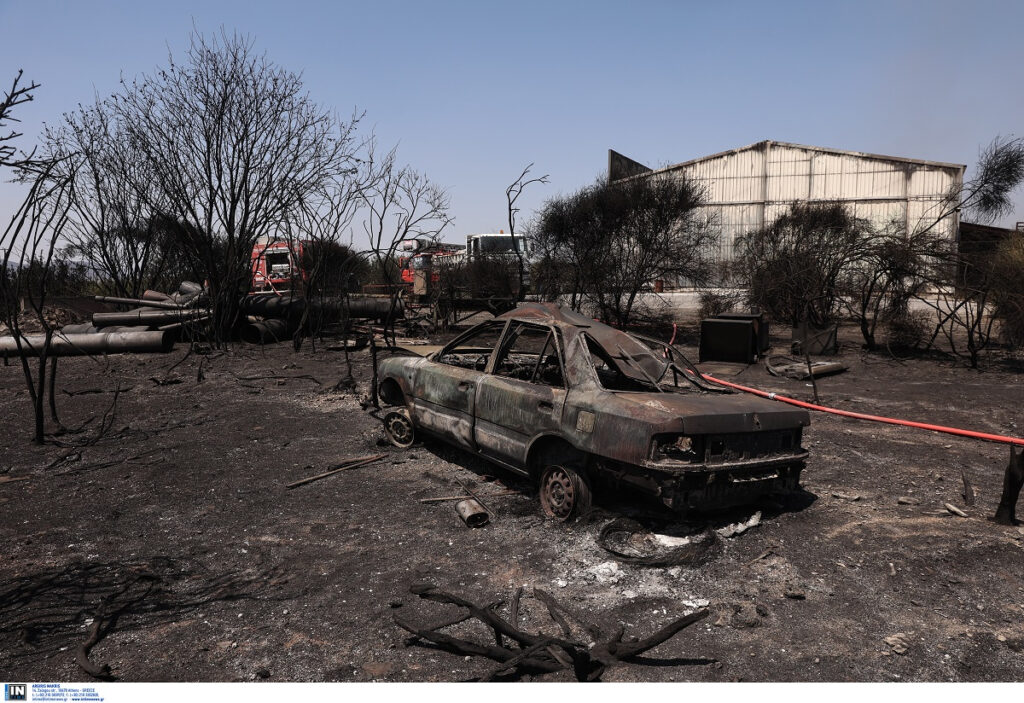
884,633,910,655
832,492,861,502
285,453,387,489
0,475,30,485
783,586,806,600
897,496,919,505
597,518,720,566
393,582,711,681
944,503,969,518
455,499,490,528
717,511,762,538
584,561,623,584
455,477,493,516
766,355,847,380
745,548,774,566
149,375,184,387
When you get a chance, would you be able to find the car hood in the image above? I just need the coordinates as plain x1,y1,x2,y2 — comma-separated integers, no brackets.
614,391,810,434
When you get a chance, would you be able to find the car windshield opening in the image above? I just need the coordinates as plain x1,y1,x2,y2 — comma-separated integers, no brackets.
585,335,655,391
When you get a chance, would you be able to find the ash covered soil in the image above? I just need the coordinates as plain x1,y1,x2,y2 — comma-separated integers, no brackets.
2,332,1024,682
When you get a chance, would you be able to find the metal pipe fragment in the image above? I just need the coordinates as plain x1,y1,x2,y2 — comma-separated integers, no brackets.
240,318,293,344
0,331,173,357
94,295,187,310
455,499,490,528
92,309,210,328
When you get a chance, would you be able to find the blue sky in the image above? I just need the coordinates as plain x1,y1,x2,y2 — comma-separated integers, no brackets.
1,0,1022,243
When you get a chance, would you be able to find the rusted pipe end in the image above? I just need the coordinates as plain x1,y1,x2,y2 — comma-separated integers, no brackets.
455,499,490,528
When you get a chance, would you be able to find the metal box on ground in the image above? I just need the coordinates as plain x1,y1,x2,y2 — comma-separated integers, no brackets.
699,319,758,364
791,324,838,355
713,312,769,354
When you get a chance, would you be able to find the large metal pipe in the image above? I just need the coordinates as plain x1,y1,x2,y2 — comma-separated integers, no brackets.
0,331,173,357
238,294,305,320
92,308,210,328
60,323,98,334
347,295,403,321
239,294,402,322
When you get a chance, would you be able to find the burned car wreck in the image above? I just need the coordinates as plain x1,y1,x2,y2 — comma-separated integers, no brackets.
378,303,809,520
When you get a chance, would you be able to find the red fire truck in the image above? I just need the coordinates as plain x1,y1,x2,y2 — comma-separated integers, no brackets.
250,239,309,294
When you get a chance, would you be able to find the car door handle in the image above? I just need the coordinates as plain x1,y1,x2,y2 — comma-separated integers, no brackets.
537,400,554,411
458,382,474,391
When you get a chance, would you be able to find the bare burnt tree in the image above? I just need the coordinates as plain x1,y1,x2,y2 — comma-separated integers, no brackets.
941,137,1024,229
284,175,372,350
1,160,76,443
912,137,1024,367
94,30,364,343
840,218,939,350
0,70,40,168
532,173,715,328
530,192,588,307
737,202,871,329
362,145,452,342
988,233,1024,349
42,104,182,298
505,163,548,300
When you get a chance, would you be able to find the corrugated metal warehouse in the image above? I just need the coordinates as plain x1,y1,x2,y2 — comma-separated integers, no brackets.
608,140,966,263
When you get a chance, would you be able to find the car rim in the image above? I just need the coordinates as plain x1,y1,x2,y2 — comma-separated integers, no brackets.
384,411,414,448
541,466,576,519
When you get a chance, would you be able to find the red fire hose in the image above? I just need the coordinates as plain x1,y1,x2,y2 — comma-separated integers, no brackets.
699,372,1024,448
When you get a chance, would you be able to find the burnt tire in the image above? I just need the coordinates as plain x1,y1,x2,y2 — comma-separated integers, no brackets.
539,464,592,521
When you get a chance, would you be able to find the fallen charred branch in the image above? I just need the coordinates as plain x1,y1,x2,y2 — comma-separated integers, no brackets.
394,583,710,681
0,331,173,357
61,386,135,397
75,615,115,680
234,373,322,385
285,453,387,489
419,490,521,503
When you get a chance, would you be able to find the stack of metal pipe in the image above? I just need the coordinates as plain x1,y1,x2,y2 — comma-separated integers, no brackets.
0,281,206,358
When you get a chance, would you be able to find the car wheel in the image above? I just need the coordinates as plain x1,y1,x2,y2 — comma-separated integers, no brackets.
539,464,592,521
383,408,415,448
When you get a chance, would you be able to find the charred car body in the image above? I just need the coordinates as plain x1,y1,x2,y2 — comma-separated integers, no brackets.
378,303,809,519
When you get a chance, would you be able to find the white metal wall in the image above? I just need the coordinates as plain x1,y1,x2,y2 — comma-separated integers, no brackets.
662,141,964,262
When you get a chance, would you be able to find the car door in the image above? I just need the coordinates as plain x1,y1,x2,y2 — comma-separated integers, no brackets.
412,321,506,449
474,322,567,466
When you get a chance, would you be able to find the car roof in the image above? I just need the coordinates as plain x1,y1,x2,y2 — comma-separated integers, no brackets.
496,303,669,383
496,302,599,327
